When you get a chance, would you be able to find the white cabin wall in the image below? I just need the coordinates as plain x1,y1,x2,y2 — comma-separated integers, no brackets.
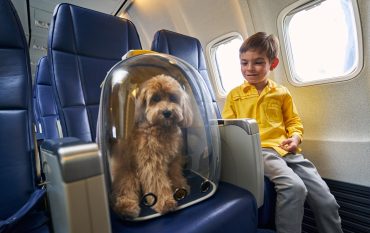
247,0,370,187
124,0,253,50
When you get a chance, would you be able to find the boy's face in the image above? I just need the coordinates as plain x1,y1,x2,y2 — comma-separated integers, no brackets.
239,50,272,85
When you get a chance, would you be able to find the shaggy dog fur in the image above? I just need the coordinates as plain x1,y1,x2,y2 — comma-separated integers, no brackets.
111,74,193,218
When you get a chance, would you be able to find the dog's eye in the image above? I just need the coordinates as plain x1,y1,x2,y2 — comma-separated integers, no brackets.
169,94,178,103
151,94,161,103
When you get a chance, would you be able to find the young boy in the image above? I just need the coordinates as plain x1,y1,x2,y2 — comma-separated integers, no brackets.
222,32,343,233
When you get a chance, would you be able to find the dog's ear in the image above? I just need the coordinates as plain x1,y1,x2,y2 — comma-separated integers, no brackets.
134,87,147,123
179,91,193,127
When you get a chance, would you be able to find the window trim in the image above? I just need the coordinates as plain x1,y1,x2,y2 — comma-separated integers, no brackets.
206,32,243,96
277,0,363,86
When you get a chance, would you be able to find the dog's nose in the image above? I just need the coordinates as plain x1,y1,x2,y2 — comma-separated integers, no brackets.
162,110,172,118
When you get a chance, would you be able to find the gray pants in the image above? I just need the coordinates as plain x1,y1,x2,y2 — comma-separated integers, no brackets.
262,149,343,233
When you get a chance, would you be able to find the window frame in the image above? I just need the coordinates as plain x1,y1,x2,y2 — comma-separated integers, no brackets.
277,0,363,86
206,32,244,96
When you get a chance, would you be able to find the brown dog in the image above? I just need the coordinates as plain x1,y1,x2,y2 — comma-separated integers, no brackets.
111,74,193,218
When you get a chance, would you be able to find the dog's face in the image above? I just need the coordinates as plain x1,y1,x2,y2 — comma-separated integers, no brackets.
135,74,193,127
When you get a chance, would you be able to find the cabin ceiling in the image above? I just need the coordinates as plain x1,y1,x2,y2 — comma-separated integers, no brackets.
11,0,127,80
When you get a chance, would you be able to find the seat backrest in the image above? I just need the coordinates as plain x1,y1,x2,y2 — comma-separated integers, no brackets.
48,3,142,142
151,29,220,117
0,0,37,219
34,56,59,140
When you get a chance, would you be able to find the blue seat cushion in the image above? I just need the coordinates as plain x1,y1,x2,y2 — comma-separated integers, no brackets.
111,182,258,233
1,211,50,233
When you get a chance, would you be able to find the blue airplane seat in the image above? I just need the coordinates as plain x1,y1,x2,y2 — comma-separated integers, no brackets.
0,0,50,232
34,56,59,141
47,3,142,142
151,29,276,231
111,182,260,233
151,29,221,118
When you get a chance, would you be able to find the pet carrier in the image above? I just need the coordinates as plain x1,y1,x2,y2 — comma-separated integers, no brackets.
97,51,221,221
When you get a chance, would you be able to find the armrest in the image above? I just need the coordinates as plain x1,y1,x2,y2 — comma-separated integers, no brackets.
218,119,264,207
40,137,111,233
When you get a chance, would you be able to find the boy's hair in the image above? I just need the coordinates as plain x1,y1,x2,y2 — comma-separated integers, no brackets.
239,32,280,62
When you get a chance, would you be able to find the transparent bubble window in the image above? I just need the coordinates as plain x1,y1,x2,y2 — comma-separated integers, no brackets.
97,52,220,220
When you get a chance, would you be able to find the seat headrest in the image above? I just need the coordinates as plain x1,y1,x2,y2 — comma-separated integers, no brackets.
49,3,141,59
35,56,51,85
0,0,31,109
151,29,219,115
0,0,27,49
151,29,206,74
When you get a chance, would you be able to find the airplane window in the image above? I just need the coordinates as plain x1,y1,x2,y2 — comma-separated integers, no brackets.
279,0,362,86
207,33,244,95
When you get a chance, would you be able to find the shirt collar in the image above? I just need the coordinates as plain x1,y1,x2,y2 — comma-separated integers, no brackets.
241,80,253,92
242,79,277,92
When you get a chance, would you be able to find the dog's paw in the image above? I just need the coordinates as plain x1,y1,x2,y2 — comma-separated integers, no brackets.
153,197,177,214
115,197,140,218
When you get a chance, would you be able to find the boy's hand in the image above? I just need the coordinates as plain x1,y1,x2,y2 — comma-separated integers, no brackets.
280,135,301,153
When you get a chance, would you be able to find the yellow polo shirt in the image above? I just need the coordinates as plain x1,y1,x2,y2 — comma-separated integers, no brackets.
222,79,303,156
